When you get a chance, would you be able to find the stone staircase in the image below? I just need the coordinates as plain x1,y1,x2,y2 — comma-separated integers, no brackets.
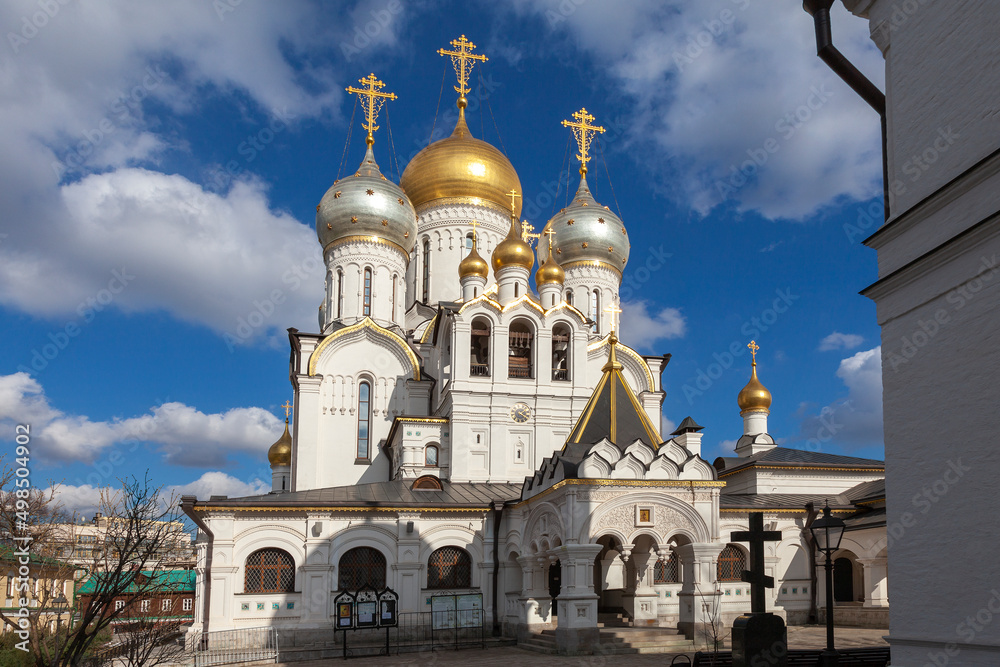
520,614,696,656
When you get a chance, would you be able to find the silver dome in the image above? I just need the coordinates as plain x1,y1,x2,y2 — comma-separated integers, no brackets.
540,175,629,275
316,145,417,255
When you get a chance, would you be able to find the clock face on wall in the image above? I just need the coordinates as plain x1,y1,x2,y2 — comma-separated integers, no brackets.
510,402,532,423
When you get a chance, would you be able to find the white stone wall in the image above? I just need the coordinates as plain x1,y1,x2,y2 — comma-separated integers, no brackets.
844,1,1000,662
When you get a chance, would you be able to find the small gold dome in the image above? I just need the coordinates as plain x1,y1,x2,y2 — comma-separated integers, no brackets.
459,244,489,280
400,110,522,217
267,420,292,467
737,363,772,413
492,217,534,272
535,248,565,286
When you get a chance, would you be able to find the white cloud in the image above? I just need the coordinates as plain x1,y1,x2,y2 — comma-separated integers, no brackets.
505,0,884,220
0,1,408,339
799,346,883,450
620,300,686,351
661,415,677,438
0,169,323,341
0,372,282,465
818,331,865,351
48,471,270,517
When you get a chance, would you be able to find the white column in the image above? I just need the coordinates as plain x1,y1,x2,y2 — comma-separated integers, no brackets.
497,265,530,305
552,544,603,654
675,543,724,640
461,275,487,301
516,555,552,639
858,557,889,607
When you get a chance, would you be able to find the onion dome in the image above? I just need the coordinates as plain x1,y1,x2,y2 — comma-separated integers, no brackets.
400,109,522,217
535,243,565,286
492,215,534,272
459,242,489,280
737,359,772,414
316,145,417,255
267,419,292,467
540,175,630,276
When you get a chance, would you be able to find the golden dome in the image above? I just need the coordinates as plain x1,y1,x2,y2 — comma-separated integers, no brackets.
737,362,772,414
492,217,534,272
535,247,565,286
459,244,489,280
267,420,292,467
400,110,522,217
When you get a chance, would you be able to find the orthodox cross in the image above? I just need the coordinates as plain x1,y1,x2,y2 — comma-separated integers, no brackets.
470,219,480,250
748,340,760,364
730,512,782,613
562,108,605,175
604,304,622,335
521,220,541,246
437,35,488,101
543,228,557,252
345,73,397,146
281,400,293,420
507,189,521,213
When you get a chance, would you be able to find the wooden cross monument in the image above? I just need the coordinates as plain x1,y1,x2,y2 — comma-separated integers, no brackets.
730,512,782,613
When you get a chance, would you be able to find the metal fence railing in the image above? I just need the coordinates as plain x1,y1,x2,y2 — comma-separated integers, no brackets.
334,609,485,658
185,626,278,666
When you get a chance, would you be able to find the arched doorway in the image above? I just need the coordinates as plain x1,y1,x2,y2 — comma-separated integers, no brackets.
548,559,561,616
834,557,854,602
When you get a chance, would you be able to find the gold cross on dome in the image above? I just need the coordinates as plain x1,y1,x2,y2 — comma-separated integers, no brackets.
438,35,488,102
605,303,623,334
345,73,398,146
543,227,556,251
562,108,606,175
470,219,479,247
748,340,760,364
281,401,293,419
521,220,541,246
507,189,521,213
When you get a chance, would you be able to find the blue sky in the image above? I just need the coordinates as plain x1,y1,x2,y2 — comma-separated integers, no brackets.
0,0,887,515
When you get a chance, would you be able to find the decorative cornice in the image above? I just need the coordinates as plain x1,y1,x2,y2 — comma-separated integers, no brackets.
458,294,503,315
415,196,510,217
516,478,725,508
718,465,884,478
197,505,489,514
324,234,409,258
562,260,623,279
309,317,421,379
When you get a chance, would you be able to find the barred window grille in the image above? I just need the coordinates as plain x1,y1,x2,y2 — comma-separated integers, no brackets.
654,555,679,583
428,546,472,589
717,545,746,582
338,547,386,591
244,548,295,593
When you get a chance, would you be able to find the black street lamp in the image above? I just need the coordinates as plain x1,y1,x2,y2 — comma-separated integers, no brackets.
809,503,846,667
52,595,68,631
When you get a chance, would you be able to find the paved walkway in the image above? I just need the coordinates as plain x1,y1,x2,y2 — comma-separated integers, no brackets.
278,625,888,666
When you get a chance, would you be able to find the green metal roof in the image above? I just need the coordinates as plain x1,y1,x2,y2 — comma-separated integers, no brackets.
77,569,195,595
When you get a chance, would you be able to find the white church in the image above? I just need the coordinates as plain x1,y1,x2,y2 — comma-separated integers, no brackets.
181,37,890,655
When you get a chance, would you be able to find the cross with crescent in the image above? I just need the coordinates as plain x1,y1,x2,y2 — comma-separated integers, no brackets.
345,73,397,146
437,35,488,101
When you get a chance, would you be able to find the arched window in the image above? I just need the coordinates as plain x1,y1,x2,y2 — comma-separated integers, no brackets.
244,548,295,593
338,547,386,591
422,239,431,303
508,320,533,379
357,380,371,460
425,444,439,467
717,545,746,582
470,317,491,377
427,547,472,589
552,323,570,381
336,268,344,318
566,289,573,306
362,267,372,317
591,289,600,334
464,233,474,257
654,554,679,583
514,283,519,298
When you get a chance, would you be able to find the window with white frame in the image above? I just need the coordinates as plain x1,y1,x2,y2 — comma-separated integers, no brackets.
183,598,193,611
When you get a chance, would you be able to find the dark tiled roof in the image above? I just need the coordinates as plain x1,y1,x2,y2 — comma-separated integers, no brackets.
565,342,662,450
196,479,521,510
714,447,884,476
672,416,704,435
844,507,886,530
843,479,886,503
719,494,855,510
